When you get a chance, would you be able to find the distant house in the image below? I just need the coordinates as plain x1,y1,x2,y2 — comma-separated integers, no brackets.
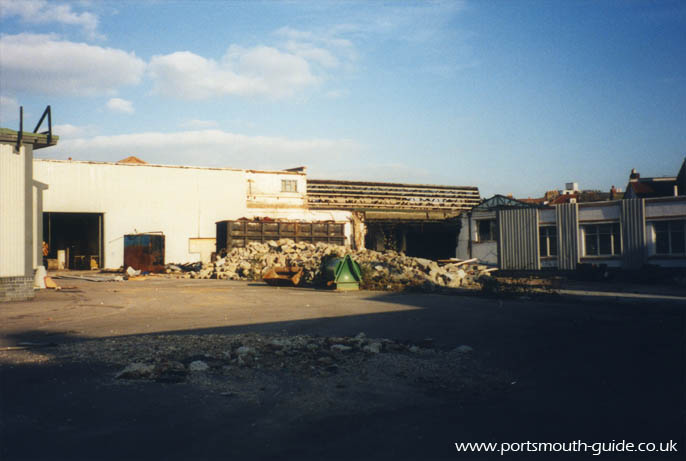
519,182,620,206
624,158,686,199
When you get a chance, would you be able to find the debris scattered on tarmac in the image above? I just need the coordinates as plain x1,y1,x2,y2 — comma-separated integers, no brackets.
46,332,508,404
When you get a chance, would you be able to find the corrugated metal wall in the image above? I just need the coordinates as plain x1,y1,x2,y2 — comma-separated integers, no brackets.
621,199,646,269
0,144,26,277
556,203,579,270
497,208,540,270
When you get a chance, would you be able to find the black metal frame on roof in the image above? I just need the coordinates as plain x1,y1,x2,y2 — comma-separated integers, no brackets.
15,105,52,153
33,105,52,142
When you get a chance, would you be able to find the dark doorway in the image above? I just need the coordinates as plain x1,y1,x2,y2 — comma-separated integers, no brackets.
364,221,460,260
43,212,103,269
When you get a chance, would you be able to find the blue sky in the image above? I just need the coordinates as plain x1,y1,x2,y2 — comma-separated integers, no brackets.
1,0,684,197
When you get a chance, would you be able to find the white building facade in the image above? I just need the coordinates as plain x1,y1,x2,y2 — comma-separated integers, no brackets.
34,159,353,269
458,196,686,270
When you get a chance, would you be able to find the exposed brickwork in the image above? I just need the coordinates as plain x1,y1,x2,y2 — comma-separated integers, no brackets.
0,276,34,302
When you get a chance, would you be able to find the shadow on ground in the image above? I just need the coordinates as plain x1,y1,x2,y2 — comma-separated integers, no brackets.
1,290,684,460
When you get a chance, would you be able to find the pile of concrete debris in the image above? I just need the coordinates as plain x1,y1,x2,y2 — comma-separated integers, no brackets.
167,240,495,291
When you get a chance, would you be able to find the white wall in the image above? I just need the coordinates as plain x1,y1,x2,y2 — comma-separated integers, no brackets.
460,210,499,265
246,171,307,209
539,208,556,224
35,160,250,267
646,199,686,219
1,143,32,277
35,160,355,268
578,203,620,222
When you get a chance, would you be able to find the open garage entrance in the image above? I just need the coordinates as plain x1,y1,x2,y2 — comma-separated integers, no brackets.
364,220,460,260
43,212,104,269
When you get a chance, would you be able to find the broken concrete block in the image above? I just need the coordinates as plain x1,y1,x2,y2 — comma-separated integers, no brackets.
189,360,209,372
363,342,382,354
116,362,155,379
330,344,352,353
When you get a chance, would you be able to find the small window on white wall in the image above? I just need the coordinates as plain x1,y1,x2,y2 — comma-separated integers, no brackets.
281,179,297,193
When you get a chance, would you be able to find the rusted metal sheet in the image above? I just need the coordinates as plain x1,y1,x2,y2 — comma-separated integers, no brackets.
307,179,480,212
216,219,345,253
123,234,165,272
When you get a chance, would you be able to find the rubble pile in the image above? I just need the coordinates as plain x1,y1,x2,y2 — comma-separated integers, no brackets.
57,332,456,383
167,240,495,291
52,333,504,410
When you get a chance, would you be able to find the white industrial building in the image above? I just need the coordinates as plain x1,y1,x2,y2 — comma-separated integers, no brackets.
34,158,353,269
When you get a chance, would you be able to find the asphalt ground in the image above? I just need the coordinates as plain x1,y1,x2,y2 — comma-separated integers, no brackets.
1,278,684,460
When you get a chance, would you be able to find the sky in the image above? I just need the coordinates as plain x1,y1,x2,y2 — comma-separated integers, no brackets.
1,0,685,197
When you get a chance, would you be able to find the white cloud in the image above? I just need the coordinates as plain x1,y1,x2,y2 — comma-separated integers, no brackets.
106,97,134,114
0,0,101,39
53,123,98,137
46,129,361,171
275,26,357,68
149,45,319,100
0,34,146,96
180,119,219,129
0,96,20,125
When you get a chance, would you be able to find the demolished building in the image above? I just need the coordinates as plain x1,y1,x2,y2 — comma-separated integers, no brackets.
308,179,480,259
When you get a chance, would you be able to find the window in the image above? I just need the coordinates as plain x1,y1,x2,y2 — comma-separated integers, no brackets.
655,220,685,255
583,223,621,256
477,219,497,242
281,179,297,193
539,226,557,257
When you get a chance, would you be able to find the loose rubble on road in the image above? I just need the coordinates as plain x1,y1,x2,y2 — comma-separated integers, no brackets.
166,240,495,292
50,332,508,410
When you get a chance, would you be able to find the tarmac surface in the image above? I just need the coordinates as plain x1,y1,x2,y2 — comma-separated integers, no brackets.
1,277,684,460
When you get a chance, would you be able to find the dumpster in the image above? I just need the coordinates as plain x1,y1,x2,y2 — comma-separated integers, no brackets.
123,233,165,273
323,255,362,291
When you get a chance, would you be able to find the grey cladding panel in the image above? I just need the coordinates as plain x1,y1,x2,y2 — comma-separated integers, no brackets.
621,199,646,269
498,208,540,270
556,203,579,270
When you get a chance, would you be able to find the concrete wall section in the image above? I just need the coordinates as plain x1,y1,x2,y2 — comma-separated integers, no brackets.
35,160,250,267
